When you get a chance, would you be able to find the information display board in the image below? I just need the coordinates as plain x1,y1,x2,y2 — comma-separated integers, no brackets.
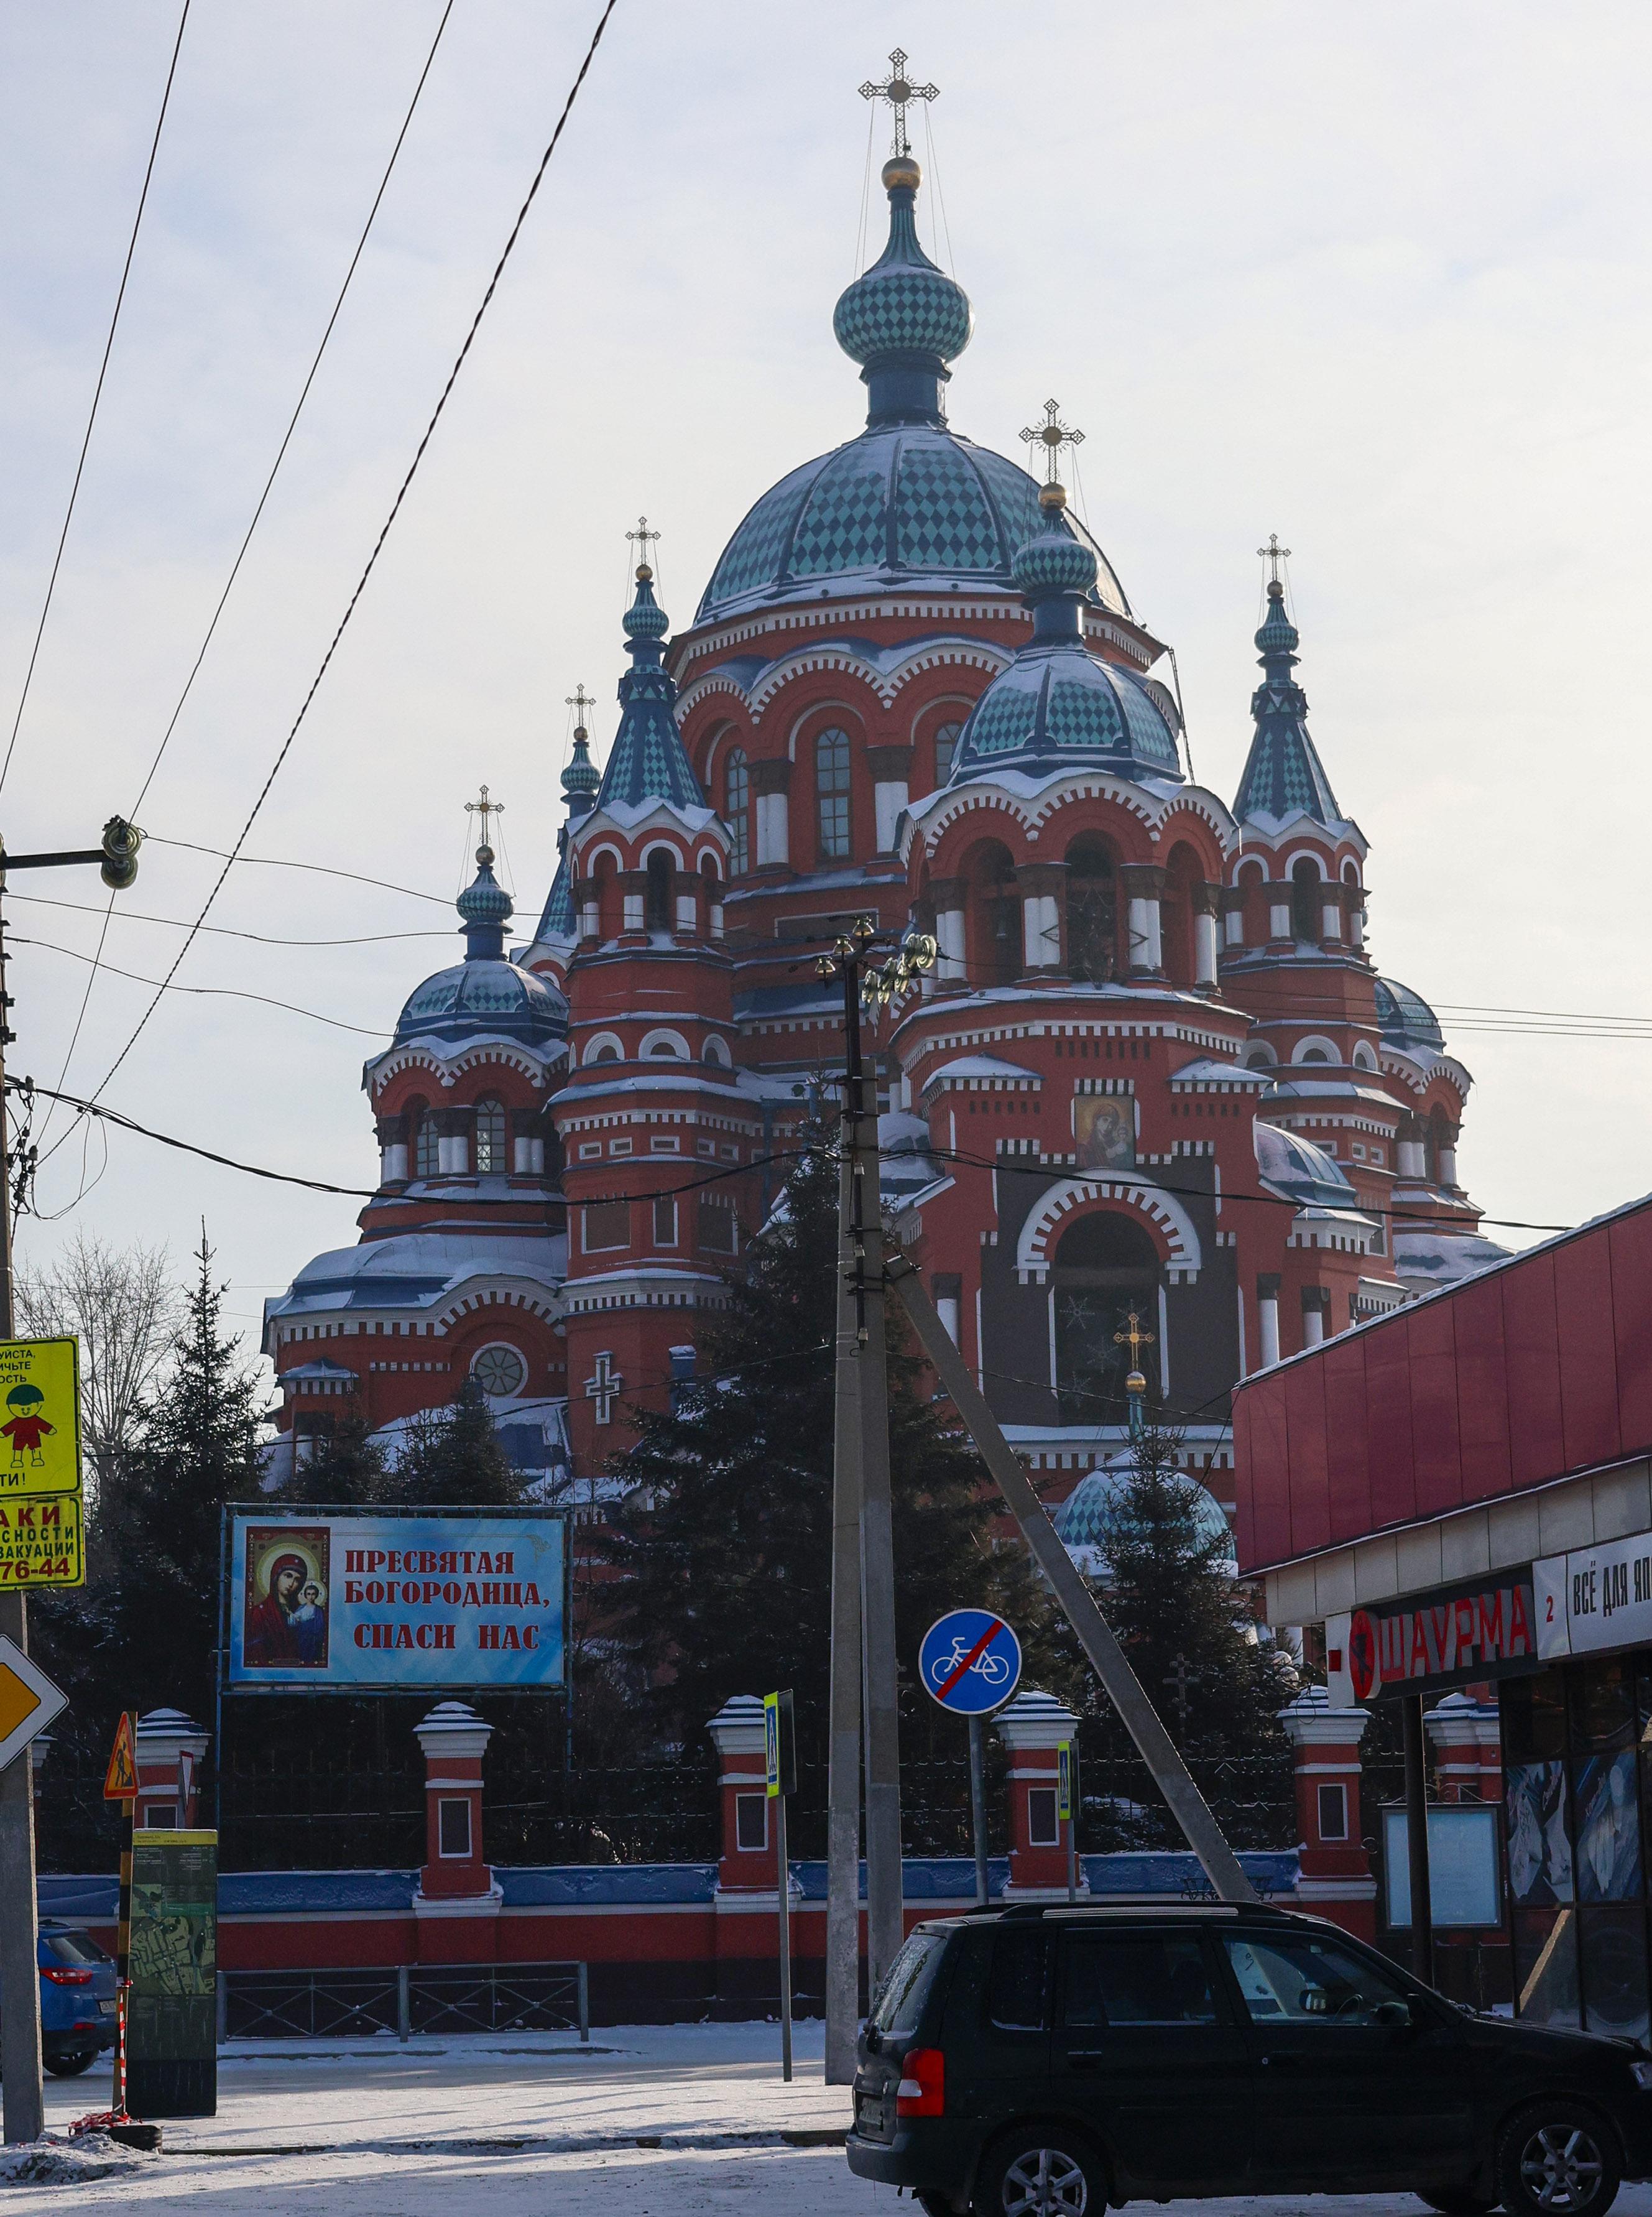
126,1829,217,2119
223,1507,567,1693
0,1335,83,1588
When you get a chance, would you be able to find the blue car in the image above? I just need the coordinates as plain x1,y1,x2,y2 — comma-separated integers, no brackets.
36,1921,118,2076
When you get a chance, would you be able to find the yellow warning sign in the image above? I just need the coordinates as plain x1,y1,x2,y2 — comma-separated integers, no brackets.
0,1336,81,1499
0,1490,83,1588
104,1710,138,1802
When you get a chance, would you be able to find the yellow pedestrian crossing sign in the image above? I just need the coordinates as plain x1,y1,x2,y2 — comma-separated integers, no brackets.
0,1337,85,1589
0,1337,80,1497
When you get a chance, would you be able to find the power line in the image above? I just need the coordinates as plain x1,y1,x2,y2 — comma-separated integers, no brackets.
9,890,450,949
0,0,191,798
147,835,451,906
12,937,394,1039
42,2,456,1156
83,0,621,1108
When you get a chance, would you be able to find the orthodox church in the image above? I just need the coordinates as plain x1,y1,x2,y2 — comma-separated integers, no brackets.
264,93,1504,1537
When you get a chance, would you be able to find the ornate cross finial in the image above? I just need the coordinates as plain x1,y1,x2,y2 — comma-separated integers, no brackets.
1114,1307,1156,1364
860,47,938,159
1020,398,1086,486
465,784,504,845
1257,532,1291,586
626,516,661,570
565,683,594,734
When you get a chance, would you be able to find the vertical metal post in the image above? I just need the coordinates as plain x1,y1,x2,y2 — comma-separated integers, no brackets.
397,1963,411,2043
824,1127,864,2084
0,868,44,2145
576,1960,588,2044
850,1044,903,1996
775,1789,793,2083
113,1792,133,2117
1403,1695,1434,1986
215,1971,228,2048
969,1714,989,1909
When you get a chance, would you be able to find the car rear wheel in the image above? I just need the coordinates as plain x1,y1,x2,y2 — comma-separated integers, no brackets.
1495,2103,1622,2217
44,2051,97,2078
976,2127,1105,2217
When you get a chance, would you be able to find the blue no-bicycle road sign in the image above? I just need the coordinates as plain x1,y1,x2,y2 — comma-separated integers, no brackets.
919,1609,1022,1716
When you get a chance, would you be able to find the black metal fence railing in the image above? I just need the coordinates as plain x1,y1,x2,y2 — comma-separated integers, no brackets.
219,1962,589,2043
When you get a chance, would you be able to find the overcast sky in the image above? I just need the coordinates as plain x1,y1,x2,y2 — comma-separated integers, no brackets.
4,0,1649,1364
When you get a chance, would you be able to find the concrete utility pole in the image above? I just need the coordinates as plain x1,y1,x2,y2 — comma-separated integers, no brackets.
0,818,141,2144
819,922,934,2078
884,1253,1258,1905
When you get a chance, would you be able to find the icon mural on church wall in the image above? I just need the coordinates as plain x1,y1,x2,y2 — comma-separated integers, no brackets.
1073,1095,1135,1171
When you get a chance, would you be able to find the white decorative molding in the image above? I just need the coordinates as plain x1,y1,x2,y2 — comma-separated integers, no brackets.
1015,1176,1203,1284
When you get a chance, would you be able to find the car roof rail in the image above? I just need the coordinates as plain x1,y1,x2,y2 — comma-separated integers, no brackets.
990,1898,1298,1922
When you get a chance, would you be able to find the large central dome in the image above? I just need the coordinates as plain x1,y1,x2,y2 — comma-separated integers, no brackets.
696,425,1129,624
694,152,1130,629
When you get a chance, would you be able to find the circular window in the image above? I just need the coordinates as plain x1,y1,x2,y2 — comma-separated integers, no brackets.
471,1345,527,1399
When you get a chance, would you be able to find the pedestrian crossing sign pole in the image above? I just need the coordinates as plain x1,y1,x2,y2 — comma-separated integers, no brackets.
764,1690,796,2083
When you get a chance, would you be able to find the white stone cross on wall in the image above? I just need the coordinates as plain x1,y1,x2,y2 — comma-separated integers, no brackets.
584,1351,624,1427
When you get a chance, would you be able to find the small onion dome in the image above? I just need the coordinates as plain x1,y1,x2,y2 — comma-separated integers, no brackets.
622,563,669,641
561,726,600,805
456,846,512,930
1373,976,1446,1052
1255,578,1300,660
949,644,1182,783
833,156,972,371
1012,485,1099,599
1052,1466,1235,1563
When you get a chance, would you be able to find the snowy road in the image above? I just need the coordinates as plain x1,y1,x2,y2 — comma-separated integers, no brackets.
16,2024,1652,2215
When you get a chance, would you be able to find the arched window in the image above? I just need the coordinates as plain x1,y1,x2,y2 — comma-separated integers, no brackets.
969,842,1020,988
1237,859,1267,947
413,1108,439,1180
474,1097,506,1173
1291,858,1321,944
1066,841,1117,984
934,721,962,787
645,849,672,932
816,728,851,859
1053,1213,1164,1423
725,749,750,874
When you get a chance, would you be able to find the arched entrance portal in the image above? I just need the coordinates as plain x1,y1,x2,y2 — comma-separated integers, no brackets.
1053,1212,1164,1423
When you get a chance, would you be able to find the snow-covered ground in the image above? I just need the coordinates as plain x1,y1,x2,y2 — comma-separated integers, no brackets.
12,2023,1652,2215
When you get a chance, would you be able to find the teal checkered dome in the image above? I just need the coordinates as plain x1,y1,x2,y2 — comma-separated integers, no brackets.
1232,580,1346,829
594,566,704,815
948,486,1183,786
694,155,1132,627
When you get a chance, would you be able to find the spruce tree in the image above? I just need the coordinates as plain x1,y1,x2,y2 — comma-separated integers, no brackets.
390,1376,528,1507
1083,1414,1296,1756
600,1146,1049,1758
66,1230,267,1723
276,1414,394,1507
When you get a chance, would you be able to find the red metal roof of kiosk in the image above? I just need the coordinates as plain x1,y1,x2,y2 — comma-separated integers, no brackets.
1233,1190,1652,1576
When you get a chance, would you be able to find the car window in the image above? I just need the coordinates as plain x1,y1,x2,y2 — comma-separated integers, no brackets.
870,1932,948,2037
1221,1932,1414,2025
1063,1932,1218,2027
987,1927,1050,2032
41,1929,108,1966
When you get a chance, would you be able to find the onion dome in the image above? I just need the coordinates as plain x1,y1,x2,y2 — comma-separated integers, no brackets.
593,565,703,814
1233,578,1346,828
1373,977,1446,1052
455,845,512,958
561,725,600,817
833,155,972,422
1053,1466,1235,1568
948,486,1181,784
394,843,565,1049
695,156,1128,627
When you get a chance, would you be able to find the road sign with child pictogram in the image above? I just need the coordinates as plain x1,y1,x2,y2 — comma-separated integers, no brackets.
0,1337,83,1587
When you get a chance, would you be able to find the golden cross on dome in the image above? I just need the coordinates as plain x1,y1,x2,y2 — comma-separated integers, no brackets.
1020,399,1086,487
1257,533,1292,585
626,516,661,572
565,683,595,734
465,784,504,840
1114,1308,1155,1364
860,48,938,159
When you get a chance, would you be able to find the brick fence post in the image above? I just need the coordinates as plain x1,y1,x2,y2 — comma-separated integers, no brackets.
412,1701,501,1963
994,1690,1084,1900
1277,1685,1377,1939
133,1709,210,1831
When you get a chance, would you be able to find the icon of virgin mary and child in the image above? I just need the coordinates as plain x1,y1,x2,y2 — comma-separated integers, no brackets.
243,1528,330,1669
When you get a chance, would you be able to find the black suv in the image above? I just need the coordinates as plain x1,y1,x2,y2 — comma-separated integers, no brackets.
847,1904,1652,2217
